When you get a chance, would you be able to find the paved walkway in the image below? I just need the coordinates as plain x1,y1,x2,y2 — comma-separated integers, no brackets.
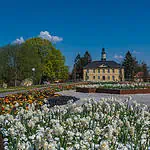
57,90,150,106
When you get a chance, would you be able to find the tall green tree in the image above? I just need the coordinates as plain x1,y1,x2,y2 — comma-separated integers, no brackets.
141,62,149,82
72,53,81,80
0,44,21,86
122,51,137,81
18,38,68,83
84,51,92,64
72,51,92,80
0,37,68,85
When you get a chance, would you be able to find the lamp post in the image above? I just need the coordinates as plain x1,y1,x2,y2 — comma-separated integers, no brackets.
32,68,35,85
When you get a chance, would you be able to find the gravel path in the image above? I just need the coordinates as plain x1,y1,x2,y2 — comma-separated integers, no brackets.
57,90,150,106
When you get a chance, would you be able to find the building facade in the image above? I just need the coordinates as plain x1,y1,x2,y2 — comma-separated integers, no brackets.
83,48,124,82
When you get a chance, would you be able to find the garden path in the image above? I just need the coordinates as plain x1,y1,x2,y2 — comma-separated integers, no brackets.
57,90,150,106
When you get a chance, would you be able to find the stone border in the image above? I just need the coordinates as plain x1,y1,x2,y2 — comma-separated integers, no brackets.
76,87,150,94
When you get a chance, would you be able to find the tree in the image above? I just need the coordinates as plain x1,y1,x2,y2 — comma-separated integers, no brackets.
72,53,81,81
141,62,149,82
0,37,68,85
17,38,68,83
122,51,137,81
72,51,92,80
84,51,92,64
0,44,21,86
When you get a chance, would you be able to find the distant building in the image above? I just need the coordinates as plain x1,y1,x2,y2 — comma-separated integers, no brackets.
83,48,124,82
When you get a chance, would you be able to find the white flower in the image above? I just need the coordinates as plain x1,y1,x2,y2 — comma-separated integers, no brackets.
99,141,109,150
95,127,101,135
43,141,48,150
129,126,135,136
74,143,80,149
53,124,64,136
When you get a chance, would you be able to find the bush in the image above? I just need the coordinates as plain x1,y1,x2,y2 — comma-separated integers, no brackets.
21,78,33,87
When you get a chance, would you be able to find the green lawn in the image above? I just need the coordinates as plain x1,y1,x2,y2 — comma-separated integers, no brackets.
0,84,48,93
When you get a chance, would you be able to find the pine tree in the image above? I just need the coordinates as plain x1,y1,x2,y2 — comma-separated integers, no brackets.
72,51,92,81
122,51,137,81
141,62,149,82
84,51,92,64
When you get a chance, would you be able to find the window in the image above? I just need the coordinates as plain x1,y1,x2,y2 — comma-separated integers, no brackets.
102,76,105,80
87,69,89,73
108,69,110,73
112,76,115,81
93,76,95,79
93,69,95,73
98,76,100,79
98,69,100,73
112,69,115,73
108,76,110,80
103,69,105,73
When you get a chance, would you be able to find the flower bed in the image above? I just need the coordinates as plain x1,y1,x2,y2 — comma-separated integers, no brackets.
0,82,88,115
76,82,150,94
77,82,150,90
0,88,56,115
0,98,149,149
76,87,150,94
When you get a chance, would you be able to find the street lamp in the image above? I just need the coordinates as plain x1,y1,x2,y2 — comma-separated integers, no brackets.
32,68,35,85
32,68,35,72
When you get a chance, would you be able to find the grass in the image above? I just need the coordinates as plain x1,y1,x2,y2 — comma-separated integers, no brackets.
0,84,48,93
0,81,84,93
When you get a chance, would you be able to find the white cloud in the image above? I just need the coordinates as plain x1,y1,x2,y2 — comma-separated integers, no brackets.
133,50,140,54
114,54,124,61
12,37,25,45
39,31,63,43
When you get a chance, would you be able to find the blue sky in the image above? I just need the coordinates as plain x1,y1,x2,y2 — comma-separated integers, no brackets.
0,0,150,69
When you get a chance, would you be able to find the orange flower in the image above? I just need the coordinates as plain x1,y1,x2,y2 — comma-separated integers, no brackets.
39,96,44,99
4,98,9,103
28,100,33,104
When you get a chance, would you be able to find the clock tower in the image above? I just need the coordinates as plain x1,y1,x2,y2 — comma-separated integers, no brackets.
101,48,106,61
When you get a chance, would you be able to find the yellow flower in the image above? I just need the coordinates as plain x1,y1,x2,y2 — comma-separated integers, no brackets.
28,100,33,104
38,101,43,105
20,102,23,106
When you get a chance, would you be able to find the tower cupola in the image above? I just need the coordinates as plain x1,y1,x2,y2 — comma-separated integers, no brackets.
101,48,106,61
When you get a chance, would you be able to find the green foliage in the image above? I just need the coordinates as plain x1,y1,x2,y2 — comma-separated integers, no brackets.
122,51,137,81
72,51,92,80
141,62,149,82
122,51,149,81
0,38,68,85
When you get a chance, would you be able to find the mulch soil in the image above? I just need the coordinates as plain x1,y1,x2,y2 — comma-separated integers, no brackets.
47,95,79,107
